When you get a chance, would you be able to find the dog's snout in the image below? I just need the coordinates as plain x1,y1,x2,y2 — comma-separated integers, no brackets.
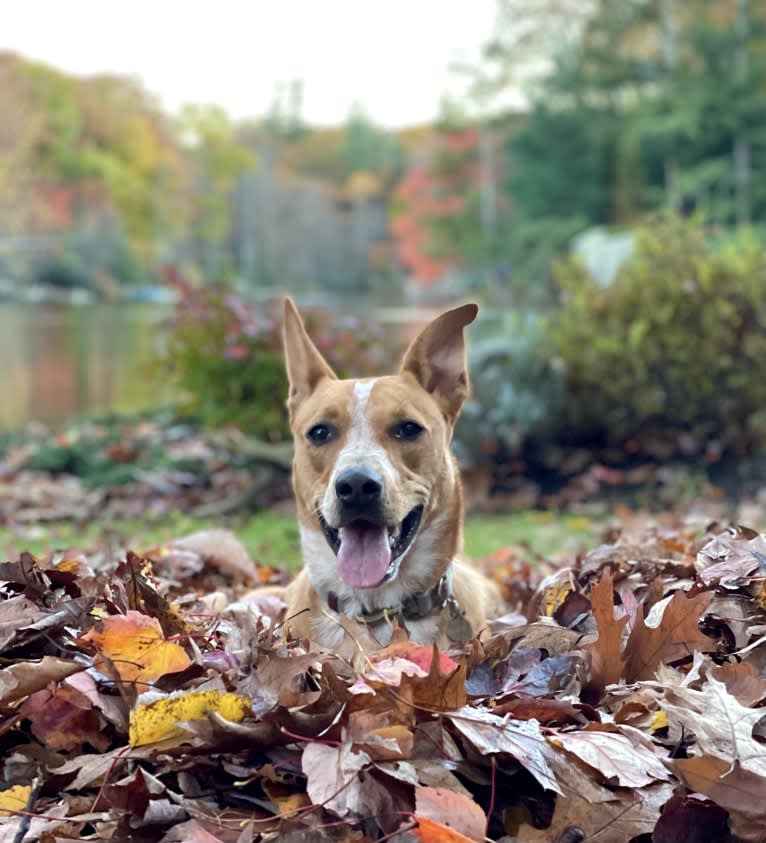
335,467,383,517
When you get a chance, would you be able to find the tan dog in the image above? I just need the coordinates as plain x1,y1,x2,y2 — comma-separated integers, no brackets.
282,299,503,656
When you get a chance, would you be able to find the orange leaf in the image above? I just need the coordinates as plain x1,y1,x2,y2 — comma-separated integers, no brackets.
413,817,475,843
415,786,486,841
78,610,191,691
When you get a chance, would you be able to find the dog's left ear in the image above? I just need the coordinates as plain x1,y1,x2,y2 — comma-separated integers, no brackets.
400,303,478,424
283,298,337,417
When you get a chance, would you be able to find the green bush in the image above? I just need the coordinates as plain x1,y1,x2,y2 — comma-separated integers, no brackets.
455,312,565,465
159,284,391,440
551,215,766,446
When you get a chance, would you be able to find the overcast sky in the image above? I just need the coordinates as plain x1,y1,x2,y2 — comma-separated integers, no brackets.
1,0,498,127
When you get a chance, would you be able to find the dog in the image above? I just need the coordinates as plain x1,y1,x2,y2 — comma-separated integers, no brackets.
282,298,504,656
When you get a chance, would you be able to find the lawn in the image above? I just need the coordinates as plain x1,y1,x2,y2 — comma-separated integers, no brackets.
0,508,600,569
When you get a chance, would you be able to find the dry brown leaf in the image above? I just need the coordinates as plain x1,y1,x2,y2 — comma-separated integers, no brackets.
623,588,714,681
447,706,560,793
674,756,766,843
169,528,261,581
710,661,766,707
302,741,370,817
510,780,674,843
0,656,83,705
584,570,627,697
550,724,671,788
661,675,766,778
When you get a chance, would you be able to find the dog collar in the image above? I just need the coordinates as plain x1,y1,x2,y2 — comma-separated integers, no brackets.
325,573,472,642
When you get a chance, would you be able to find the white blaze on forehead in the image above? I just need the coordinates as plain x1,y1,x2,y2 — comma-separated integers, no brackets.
341,379,397,480
321,379,398,516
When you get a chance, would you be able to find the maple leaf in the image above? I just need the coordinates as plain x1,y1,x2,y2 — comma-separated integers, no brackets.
623,588,715,681
549,724,671,788
77,610,192,691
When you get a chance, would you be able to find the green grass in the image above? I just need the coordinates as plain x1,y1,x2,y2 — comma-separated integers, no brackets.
0,509,600,570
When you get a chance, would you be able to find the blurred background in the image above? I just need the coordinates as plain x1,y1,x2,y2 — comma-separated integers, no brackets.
1,0,765,564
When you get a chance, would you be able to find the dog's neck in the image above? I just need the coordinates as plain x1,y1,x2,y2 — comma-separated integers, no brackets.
325,569,452,625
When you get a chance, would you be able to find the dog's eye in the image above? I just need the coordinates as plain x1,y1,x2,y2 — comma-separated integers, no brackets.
392,420,424,441
307,423,336,446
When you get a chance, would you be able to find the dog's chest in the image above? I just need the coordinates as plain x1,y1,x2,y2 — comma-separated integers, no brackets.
311,611,446,655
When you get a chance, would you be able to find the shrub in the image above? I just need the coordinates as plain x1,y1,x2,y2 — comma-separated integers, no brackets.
551,215,766,447
159,283,391,440
455,311,565,466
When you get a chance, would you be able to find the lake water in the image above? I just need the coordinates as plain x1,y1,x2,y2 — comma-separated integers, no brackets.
0,303,167,429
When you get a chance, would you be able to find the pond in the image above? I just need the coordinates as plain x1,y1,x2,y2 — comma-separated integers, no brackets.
0,303,167,429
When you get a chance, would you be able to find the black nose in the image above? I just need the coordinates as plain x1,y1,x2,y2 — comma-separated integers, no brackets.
335,467,383,518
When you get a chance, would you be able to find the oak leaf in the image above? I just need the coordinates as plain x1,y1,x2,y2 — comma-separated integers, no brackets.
585,570,627,696
623,589,714,681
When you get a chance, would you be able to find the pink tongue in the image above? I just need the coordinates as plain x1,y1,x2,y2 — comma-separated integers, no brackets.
337,523,392,587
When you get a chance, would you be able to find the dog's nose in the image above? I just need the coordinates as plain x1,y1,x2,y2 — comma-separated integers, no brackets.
335,467,383,516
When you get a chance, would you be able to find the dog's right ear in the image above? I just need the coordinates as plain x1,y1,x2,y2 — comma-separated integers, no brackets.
283,298,337,416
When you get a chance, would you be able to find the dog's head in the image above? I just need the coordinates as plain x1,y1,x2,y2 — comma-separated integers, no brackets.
283,299,477,592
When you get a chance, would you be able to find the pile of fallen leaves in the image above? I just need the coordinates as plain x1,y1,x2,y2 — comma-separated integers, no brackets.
0,416,291,527
1,520,766,843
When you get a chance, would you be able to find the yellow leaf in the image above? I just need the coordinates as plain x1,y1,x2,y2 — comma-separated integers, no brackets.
78,611,191,691
543,580,572,617
652,710,669,731
129,690,251,746
262,780,311,816
0,784,32,816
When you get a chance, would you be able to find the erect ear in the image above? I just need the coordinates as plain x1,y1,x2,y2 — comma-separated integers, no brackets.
399,303,478,424
282,298,337,417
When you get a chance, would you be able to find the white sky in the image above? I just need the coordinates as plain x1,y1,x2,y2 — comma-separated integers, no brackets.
1,0,498,127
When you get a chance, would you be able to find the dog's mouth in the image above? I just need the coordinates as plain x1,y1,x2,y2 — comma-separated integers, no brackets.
319,505,424,589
